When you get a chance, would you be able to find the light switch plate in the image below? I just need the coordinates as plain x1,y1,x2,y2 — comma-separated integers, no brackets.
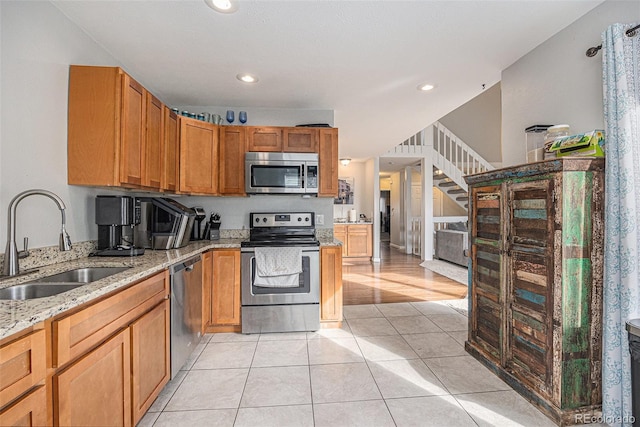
316,214,324,225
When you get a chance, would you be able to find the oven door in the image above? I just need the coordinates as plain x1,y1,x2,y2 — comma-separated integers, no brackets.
241,247,319,305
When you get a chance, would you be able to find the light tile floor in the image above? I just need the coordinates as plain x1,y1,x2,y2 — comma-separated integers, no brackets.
138,300,558,427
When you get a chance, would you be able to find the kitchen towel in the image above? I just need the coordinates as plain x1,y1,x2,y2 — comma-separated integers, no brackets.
254,247,302,288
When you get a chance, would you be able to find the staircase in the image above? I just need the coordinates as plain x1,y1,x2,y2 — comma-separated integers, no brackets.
392,121,495,210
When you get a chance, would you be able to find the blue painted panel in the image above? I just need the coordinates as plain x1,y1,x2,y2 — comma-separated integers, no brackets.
514,209,547,220
515,288,545,306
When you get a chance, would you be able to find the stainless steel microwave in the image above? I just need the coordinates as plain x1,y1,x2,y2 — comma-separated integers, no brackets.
245,152,319,194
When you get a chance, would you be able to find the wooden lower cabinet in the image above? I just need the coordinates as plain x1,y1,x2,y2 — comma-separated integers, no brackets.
0,327,47,426
54,328,132,427
130,300,170,425
0,386,47,427
334,224,372,260
203,249,241,332
320,246,343,326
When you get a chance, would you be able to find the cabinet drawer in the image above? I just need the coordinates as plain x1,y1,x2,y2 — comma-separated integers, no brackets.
52,270,168,367
0,385,47,427
0,329,46,408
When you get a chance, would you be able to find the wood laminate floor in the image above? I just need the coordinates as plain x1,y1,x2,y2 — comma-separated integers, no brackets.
342,244,468,305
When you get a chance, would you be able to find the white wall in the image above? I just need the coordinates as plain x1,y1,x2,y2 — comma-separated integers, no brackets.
0,1,124,249
332,161,369,221
439,83,502,164
501,1,640,167
0,1,336,254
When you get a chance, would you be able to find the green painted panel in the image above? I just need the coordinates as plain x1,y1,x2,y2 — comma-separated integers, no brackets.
562,258,591,353
562,359,590,408
562,172,593,248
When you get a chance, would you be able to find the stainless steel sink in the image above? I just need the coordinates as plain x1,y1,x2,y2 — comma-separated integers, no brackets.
0,283,84,300
0,266,131,300
32,266,130,283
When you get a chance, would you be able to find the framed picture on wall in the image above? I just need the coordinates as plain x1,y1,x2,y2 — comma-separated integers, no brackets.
334,177,354,205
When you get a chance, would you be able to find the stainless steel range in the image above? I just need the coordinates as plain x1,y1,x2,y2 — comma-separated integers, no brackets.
241,212,320,334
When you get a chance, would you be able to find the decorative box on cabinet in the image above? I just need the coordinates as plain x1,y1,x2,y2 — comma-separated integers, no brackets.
464,158,604,426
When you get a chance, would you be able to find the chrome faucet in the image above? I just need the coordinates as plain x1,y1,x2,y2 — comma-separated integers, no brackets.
3,189,72,277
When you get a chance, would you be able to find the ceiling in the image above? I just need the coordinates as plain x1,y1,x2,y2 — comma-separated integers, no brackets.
51,0,602,162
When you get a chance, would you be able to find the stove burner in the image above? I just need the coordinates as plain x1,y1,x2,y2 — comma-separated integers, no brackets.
244,211,319,248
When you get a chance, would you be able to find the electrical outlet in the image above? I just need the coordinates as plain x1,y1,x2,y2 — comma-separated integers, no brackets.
316,214,324,225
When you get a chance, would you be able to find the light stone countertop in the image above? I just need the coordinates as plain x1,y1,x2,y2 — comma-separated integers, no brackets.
0,237,340,340
0,239,241,340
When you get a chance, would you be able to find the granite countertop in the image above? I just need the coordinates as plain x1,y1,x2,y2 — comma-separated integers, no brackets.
333,221,373,225
0,239,242,340
0,237,339,340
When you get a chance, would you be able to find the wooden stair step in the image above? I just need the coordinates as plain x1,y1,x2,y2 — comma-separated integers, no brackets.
439,180,458,187
456,195,468,201
448,188,467,194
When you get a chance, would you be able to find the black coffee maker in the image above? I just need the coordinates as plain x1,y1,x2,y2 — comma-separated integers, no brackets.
95,196,145,256
190,207,207,240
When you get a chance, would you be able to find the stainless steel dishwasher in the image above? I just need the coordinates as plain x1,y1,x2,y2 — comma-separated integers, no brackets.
169,254,202,379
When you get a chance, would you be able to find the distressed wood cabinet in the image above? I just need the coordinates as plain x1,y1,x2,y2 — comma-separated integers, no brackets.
464,158,604,426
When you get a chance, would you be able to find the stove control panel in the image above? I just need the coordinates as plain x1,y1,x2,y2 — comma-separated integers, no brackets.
250,212,314,228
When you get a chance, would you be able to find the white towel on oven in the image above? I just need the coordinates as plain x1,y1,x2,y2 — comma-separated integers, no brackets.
254,247,302,288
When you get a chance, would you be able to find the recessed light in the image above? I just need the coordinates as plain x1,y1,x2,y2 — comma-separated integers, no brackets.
236,73,258,83
417,83,435,91
204,0,238,14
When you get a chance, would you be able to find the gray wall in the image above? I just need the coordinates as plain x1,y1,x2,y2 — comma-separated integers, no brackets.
501,1,640,166
439,83,502,165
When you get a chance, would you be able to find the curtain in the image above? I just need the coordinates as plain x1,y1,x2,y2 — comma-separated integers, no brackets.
602,23,640,427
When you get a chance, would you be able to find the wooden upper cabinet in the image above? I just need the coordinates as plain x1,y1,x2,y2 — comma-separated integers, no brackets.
283,128,318,153
179,117,219,195
68,66,122,186
219,126,247,196
68,65,163,190
162,107,180,192
120,74,146,187
247,127,283,152
318,128,339,197
144,93,164,189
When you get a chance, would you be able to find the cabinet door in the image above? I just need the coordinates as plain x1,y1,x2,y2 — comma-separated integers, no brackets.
469,185,504,363
130,300,170,425
179,118,219,194
247,127,282,152
346,225,371,257
283,128,318,153
211,250,241,326
320,246,343,322
505,179,554,395
0,386,47,427
144,93,164,189
318,128,338,197
0,329,46,408
163,107,180,192
202,251,213,331
120,74,146,187
333,225,348,258
219,126,247,195
55,328,131,427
